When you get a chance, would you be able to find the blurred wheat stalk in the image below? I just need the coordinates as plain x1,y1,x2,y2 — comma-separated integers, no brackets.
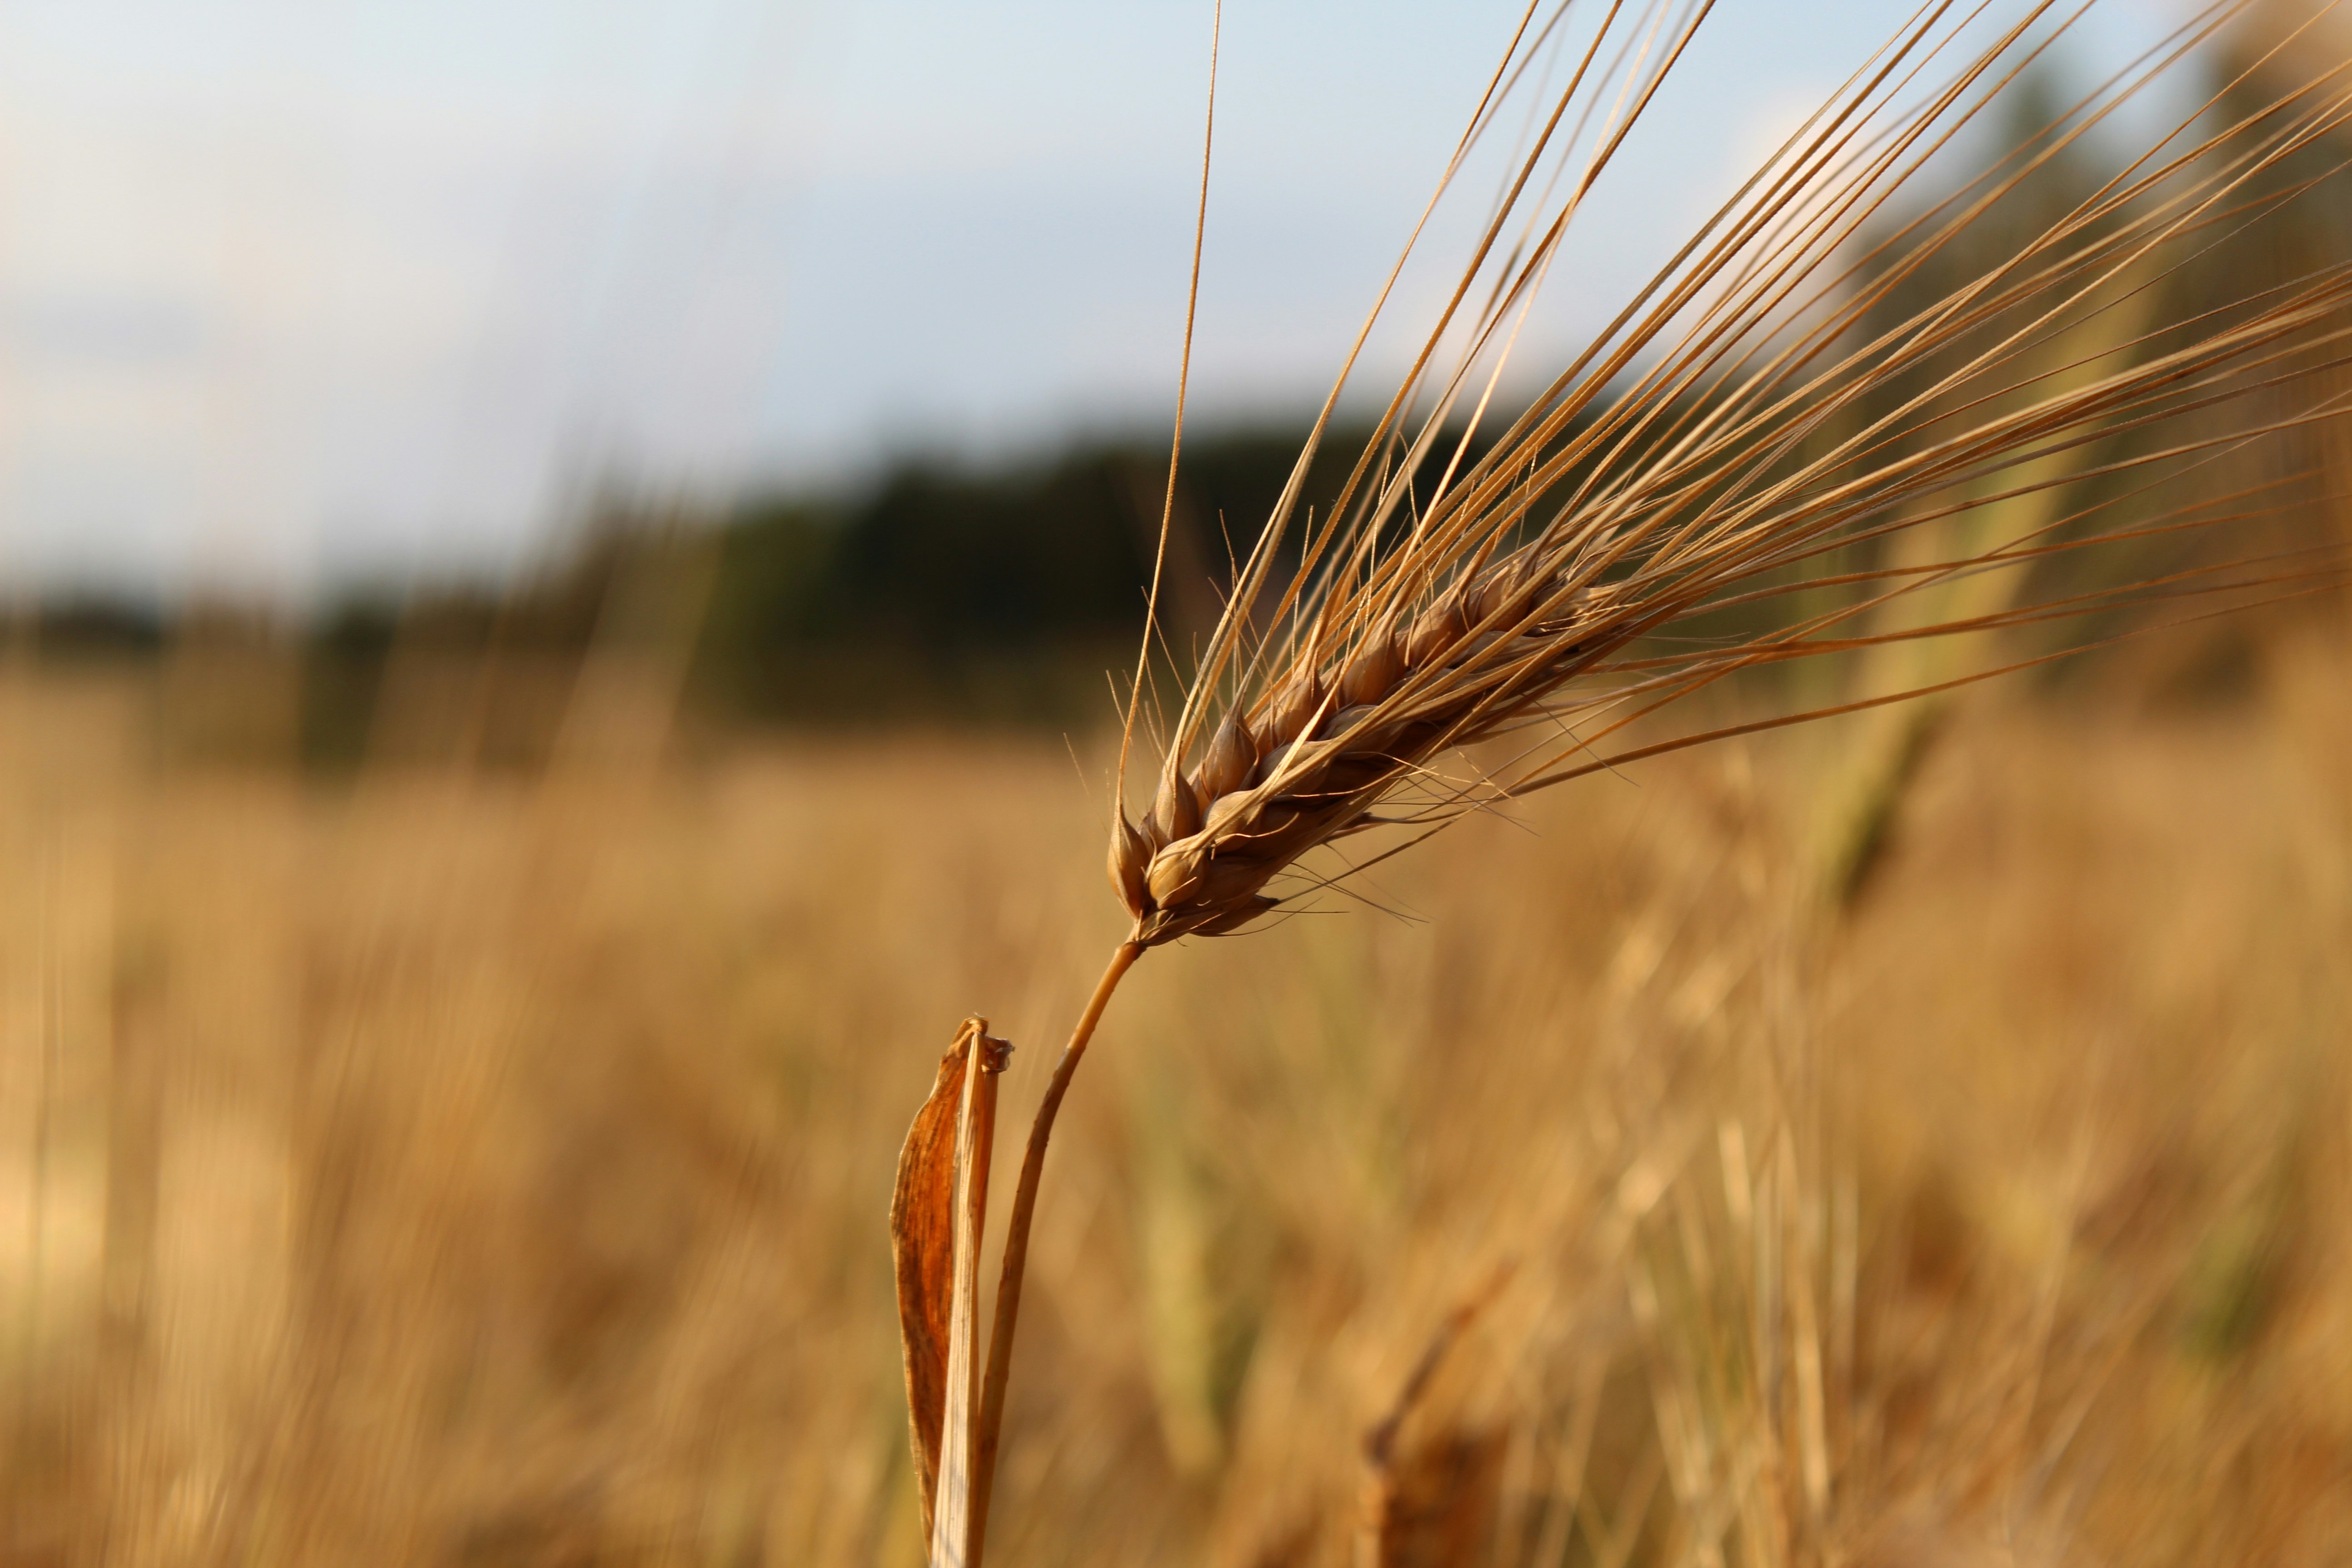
889,1,2352,1559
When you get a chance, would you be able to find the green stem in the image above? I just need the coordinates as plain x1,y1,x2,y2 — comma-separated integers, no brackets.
967,939,1144,1562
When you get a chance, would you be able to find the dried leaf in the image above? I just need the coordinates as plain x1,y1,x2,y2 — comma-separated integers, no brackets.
891,1019,981,1535
931,1024,1008,1567
891,1017,1011,1561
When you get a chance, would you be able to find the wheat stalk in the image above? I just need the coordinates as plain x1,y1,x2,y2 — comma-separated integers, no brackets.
896,3,2352,1559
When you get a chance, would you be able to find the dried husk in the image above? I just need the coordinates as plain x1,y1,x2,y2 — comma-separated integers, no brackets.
889,1019,1012,1542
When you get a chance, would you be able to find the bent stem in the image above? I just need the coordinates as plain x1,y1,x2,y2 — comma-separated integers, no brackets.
969,938,1145,1558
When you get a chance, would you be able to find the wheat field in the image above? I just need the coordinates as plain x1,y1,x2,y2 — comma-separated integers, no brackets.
0,617,2342,1568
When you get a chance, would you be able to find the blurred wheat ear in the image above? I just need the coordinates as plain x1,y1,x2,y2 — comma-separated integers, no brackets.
1357,1263,1518,1568
899,0,2352,1557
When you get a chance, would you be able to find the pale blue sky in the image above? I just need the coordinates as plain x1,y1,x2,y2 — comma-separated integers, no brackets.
0,0,2187,593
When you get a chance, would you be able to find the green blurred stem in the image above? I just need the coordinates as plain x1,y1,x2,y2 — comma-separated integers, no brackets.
969,938,1145,1562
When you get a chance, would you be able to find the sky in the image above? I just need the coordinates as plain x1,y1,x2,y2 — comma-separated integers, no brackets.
0,0,2192,597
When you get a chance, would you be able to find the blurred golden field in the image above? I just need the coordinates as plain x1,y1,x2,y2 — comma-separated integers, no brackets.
1,618,2349,1567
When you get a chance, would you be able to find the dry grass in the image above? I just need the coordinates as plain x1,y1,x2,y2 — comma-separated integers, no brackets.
0,620,2346,1565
